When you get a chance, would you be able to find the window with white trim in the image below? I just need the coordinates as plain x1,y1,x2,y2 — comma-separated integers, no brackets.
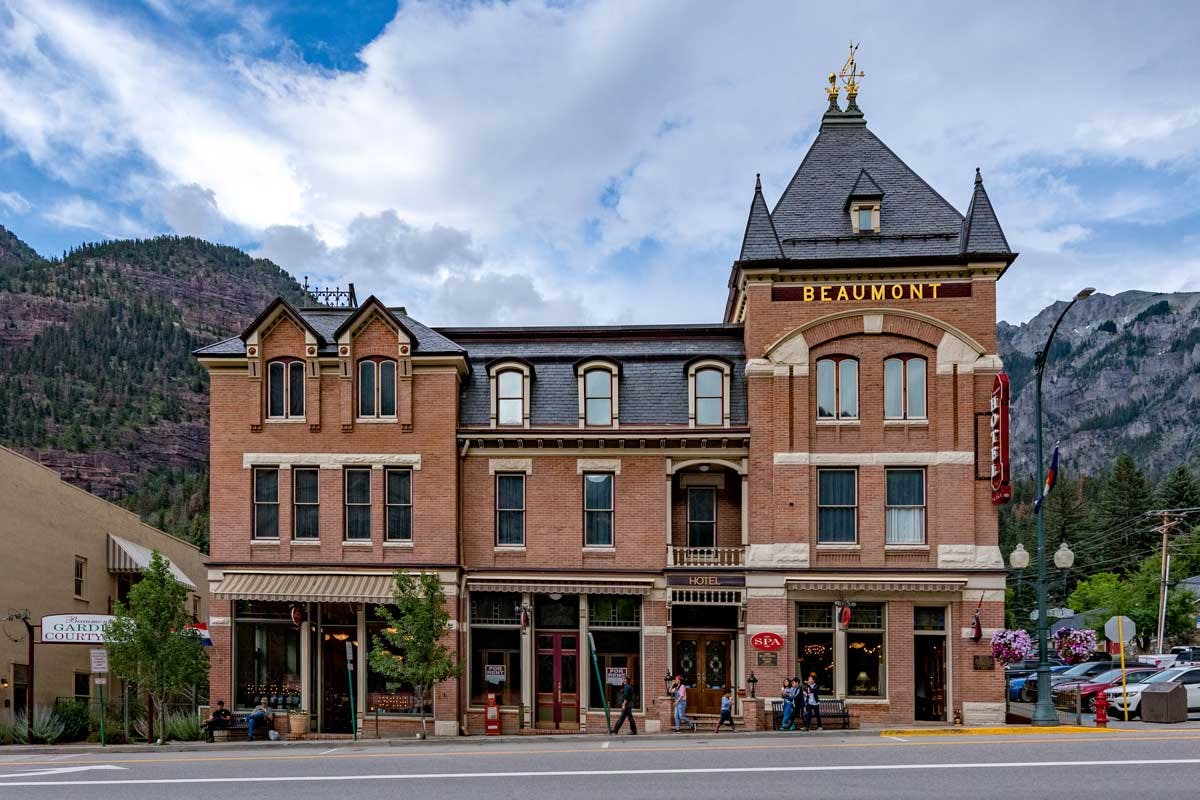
583,473,614,547
584,369,613,426
293,468,319,540
358,358,397,418
885,468,926,544
344,468,372,541
496,369,524,427
686,487,717,548
253,467,280,539
267,360,305,419
496,474,525,546
884,356,927,420
386,469,412,542
73,556,87,599
816,357,858,420
817,469,856,544
694,368,724,426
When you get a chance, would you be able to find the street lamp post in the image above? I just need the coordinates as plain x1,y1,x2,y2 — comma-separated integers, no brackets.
1054,542,1075,604
1029,287,1094,726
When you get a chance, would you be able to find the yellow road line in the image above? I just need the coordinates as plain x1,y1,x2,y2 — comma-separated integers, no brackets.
1,731,1197,769
879,726,1118,736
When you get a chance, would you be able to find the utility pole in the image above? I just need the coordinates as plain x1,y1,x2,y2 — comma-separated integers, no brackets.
1156,512,1180,654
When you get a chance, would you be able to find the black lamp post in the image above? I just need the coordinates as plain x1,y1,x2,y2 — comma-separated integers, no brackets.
748,671,758,699
1028,287,1094,726
663,671,674,695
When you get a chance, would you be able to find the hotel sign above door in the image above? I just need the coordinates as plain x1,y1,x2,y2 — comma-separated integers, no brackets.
772,281,972,303
666,575,746,587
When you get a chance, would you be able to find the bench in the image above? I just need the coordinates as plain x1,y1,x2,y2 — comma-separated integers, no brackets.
770,698,851,730
210,712,275,741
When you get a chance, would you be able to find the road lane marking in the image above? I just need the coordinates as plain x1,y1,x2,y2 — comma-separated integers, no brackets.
0,766,126,780
882,735,907,742
320,749,339,755
47,755,77,761
0,732,1197,769
3,758,1200,787
601,742,610,749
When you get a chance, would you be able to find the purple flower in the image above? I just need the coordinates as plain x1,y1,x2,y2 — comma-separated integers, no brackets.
991,629,1034,665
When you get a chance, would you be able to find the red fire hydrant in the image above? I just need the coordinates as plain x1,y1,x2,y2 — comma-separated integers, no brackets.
1093,690,1109,728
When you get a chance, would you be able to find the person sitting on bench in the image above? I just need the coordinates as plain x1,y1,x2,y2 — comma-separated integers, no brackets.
202,700,233,742
246,698,272,741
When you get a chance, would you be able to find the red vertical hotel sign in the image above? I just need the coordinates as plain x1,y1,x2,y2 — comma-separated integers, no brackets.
990,373,1012,505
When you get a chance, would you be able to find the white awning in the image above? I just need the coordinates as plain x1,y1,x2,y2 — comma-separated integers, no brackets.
107,534,197,590
785,579,966,593
213,571,396,603
466,579,652,596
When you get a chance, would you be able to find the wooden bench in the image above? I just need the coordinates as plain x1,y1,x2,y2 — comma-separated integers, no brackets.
211,712,274,741
770,698,851,730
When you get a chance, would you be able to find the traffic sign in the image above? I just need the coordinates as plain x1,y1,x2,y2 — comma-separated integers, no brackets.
94,677,106,686
90,648,108,673
1105,616,1136,643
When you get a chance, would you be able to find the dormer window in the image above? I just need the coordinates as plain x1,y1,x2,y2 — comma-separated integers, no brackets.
267,359,305,420
358,358,397,419
858,208,873,232
850,202,879,235
575,359,620,428
686,358,732,428
488,360,532,429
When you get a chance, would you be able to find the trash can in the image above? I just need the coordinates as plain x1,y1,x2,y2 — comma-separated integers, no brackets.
1140,682,1188,723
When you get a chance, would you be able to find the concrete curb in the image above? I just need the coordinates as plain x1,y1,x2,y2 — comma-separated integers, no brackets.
879,725,1115,736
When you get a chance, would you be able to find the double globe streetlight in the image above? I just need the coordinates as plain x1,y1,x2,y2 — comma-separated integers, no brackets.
1008,287,1094,726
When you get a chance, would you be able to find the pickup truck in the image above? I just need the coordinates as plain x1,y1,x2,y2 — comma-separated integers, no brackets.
1136,653,1178,669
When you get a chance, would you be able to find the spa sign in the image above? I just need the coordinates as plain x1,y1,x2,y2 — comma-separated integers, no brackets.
41,614,115,643
772,281,972,303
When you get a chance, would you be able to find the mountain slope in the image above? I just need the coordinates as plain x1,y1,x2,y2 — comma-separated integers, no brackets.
998,290,1200,480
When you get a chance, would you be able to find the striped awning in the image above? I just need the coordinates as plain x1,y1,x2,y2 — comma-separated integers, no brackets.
466,579,651,596
786,579,966,594
212,571,396,603
107,534,196,590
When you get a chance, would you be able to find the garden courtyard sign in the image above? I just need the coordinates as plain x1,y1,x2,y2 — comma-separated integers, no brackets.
772,281,972,303
41,613,115,643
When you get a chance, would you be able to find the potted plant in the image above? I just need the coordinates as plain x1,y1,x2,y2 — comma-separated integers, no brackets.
1052,628,1097,664
990,629,1034,666
287,709,309,739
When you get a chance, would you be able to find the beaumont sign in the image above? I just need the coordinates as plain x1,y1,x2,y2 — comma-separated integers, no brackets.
772,281,972,304
41,614,114,643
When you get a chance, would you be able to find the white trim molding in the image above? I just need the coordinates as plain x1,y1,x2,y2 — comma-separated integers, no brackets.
687,358,732,428
489,458,533,475
576,458,621,475
488,360,532,429
773,451,973,466
243,453,421,470
937,545,1004,570
746,543,810,569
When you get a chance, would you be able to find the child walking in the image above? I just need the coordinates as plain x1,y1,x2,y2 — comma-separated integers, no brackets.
713,688,736,733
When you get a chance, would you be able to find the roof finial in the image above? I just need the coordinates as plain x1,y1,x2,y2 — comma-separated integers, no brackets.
975,167,982,185
755,173,762,192
825,72,840,111
839,41,865,110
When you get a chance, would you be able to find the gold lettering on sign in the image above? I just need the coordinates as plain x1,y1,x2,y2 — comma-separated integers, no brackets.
929,283,941,298
891,284,903,300
852,285,866,301
688,576,718,586
804,286,815,302
837,286,849,301
820,286,831,302
871,285,886,300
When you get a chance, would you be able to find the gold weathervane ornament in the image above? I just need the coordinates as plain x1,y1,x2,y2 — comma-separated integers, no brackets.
831,42,865,104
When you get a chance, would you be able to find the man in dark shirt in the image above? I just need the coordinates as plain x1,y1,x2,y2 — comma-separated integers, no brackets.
610,675,638,735
202,700,233,742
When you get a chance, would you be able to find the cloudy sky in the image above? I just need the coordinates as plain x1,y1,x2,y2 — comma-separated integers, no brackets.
1,1,1198,326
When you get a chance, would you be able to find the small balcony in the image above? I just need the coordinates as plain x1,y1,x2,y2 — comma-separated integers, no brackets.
669,546,745,567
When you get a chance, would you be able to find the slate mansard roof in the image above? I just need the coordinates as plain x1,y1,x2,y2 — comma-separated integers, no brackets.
446,324,747,428
738,103,1013,264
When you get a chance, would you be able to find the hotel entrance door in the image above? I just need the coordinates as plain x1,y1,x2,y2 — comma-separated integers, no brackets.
535,633,579,730
673,634,732,715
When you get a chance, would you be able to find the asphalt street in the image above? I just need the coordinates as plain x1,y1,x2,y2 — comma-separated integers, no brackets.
3,730,1200,800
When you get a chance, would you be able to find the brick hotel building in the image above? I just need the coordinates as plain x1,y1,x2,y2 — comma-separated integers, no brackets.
197,87,1014,736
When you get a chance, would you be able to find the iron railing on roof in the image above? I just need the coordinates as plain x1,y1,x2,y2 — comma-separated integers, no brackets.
302,277,357,308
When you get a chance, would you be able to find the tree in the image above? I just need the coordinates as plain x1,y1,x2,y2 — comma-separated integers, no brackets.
1157,464,1200,512
1092,453,1153,570
369,572,460,738
106,552,208,743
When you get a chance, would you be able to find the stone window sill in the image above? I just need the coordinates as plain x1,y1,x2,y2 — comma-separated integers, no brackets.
264,418,306,424
816,419,860,427
494,546,526,553
844,697,889,705
355,417,398,424
883,419,929,427
815,543,861,551
884,544,929,551
250,539,281,546
583,546,616,554
384,541,414,548
342,540,373,547
290,539,321,546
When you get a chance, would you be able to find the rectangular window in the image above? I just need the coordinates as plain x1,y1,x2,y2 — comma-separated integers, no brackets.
379,360,397,417
846,603,886,698
796,603,834,694
817,358,858,419
470,627,522,707
589,630,641,711
858,207,873,232
885,468,926,544
816,359,835,418
288,362,305,417
583,473,614,547
686,487,716,548
268,362,285,418
253,468,279,540
73,556,87,598
584,369,613,426
914,607,946,632
293,468,319,540
906,358,926,419
74,672,90,700
344,468,372,541
695,368,723,426
817,469,857,544
885,357,927,420
367,610,430,715
234,611,301,710
386,469,413,542
359,361,376,417
496,474,525,546
497,370,523,426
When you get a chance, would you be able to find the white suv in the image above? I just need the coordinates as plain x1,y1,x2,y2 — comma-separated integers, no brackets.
1108,666,1200,717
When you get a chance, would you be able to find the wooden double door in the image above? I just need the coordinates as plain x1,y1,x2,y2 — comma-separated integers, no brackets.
673,633,733,715
535,632,579,730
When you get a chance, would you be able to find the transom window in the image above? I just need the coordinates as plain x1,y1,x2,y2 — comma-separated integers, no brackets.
584,369,613,426
496,474,525,547
583,473,614,547
686,487,716,548
816,357,858,420
358,358,397,419
253,467,280,540
267,360,306,419
885,468,926,544
496,370,524,427
884,356,927,420
292,468,319,540
817,469,856,544
344,468,372,541
695,368,724,426
386,469,413,542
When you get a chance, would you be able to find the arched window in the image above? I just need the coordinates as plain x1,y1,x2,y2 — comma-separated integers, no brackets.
884,356,927,420
687,358,731,428
359,358,397,419
816,357,858,420
267,360,305,420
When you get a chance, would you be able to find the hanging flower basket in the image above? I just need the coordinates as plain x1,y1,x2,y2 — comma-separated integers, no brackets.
990,629,1034,665
1052,627,1097,664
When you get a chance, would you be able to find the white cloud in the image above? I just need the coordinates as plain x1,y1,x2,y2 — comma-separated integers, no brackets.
2,1,1200,324
43,195,144,237
0,190,31,214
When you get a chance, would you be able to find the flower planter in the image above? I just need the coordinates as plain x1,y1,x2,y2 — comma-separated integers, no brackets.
287,712,309,739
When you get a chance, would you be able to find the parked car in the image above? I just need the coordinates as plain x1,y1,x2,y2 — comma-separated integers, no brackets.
1051,667,1157,711
1171,646,1200,665
1009,664,1072,701
1108,665,1200,717
1021,660,1114,703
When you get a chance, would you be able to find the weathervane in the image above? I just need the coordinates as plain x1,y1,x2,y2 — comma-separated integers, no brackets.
838,41,865,103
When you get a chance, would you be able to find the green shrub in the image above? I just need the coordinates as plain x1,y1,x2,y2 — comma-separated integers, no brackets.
11,708,66,744
164,709,202,741
56,701,90,741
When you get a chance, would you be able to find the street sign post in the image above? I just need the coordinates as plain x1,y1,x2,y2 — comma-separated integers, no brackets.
1105,616,1136,722
90,648,108,747
345,640,356,742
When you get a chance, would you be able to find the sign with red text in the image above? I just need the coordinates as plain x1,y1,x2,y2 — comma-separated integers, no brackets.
750,632,784,652
990,373,1012,505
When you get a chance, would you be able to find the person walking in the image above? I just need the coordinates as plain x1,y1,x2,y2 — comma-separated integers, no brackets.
611,675,638,735
672,674,696,732
802,674,823,731
713,688,736,733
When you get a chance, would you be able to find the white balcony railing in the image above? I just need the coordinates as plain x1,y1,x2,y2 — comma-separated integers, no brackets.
669,546,745,567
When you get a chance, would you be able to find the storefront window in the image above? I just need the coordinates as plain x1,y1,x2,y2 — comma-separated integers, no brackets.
536,595,578,629
366,613,429,715
589,630,640,710
845,603,885,698
470,592,522,707
796,603,834,693
234,602,301,710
